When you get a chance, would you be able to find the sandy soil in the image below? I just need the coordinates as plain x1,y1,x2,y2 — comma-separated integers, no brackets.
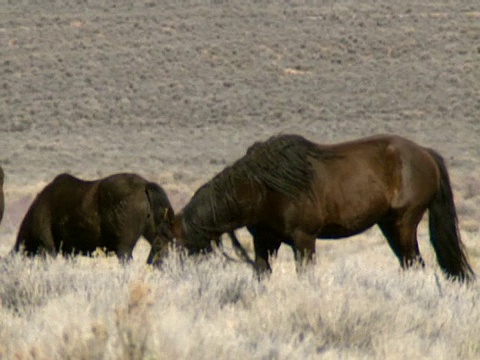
1,0,480,247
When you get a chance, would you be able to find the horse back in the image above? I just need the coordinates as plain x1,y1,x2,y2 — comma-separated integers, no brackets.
98,173,148,201
97,173,151,230
311,135,439,204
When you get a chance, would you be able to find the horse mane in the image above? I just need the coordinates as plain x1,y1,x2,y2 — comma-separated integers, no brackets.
227,134,326,198
181,134,333,243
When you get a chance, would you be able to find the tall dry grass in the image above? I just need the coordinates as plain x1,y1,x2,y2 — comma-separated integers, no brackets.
0,226,479,360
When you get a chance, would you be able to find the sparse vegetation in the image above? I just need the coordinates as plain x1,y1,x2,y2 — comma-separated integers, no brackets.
0,226,479,359
1,0,479,358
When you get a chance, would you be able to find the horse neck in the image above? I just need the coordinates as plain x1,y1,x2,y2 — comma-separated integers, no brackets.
190,181,263,235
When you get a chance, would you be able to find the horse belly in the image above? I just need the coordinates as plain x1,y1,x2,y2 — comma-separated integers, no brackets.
54,213,102,254
318,194,389,239
318,221,377,239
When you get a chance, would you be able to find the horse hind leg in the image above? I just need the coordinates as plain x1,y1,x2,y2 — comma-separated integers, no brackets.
103,229,135,263
378,214,424,270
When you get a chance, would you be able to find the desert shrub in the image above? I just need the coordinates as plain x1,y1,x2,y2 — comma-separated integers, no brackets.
0,232,479,359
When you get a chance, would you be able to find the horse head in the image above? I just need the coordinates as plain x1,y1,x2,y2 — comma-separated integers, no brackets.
172,212,218,255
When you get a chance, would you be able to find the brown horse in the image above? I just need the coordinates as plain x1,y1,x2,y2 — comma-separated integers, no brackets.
173,134,474,281
14,173,174,263
0,166,4,226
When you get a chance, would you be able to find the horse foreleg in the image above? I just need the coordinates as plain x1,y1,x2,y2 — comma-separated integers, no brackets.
249,226,282,277
292,230,316,273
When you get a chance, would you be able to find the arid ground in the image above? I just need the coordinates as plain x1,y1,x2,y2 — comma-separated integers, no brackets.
1,1,480,359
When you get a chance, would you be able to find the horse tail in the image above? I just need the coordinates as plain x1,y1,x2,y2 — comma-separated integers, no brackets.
427,149,474,282
145,183,173,226
227,230,255,266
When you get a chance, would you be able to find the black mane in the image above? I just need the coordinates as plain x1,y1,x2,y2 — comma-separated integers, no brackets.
181,134,332,243
224,134,325,198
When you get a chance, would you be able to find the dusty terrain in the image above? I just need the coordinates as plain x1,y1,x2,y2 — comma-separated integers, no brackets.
2,1,480,190
1,1,480,358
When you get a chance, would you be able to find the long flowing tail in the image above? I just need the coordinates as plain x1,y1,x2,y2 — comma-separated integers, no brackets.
427,149,474,282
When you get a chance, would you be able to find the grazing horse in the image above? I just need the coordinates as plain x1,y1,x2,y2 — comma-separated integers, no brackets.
173,134,474,281
14,173,174,263
0,166,4,226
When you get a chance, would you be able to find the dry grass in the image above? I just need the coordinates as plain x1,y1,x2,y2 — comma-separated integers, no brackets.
1,208,479,359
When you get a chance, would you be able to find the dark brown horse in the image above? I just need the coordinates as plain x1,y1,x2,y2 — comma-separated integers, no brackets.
0,166,4,226
14,173,174,263
173,134,474,281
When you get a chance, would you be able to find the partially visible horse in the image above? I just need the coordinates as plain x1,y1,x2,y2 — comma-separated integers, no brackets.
14,173,174,263
173,134,474,281
0,166,4,226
